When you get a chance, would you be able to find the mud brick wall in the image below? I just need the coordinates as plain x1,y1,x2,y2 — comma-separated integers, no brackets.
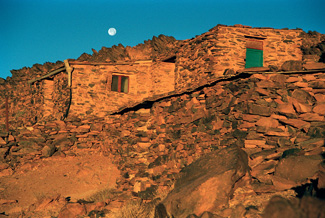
69,62,175,118
175,25,303,91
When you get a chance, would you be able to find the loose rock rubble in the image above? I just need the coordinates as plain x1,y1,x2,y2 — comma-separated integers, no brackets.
0,24,325,217
0,69,324,217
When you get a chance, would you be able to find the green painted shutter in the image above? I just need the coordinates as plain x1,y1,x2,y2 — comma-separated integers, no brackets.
245,48,263,68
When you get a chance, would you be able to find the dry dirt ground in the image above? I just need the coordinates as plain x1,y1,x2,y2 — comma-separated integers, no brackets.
0,151,120,217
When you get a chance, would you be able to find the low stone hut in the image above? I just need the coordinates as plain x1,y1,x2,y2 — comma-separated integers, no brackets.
28,59,175,120
174,24,303,90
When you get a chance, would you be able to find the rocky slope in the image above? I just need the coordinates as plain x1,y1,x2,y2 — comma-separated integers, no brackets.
77,34,177,62
1,69,324,217
301,31,325,63
0,25,325,217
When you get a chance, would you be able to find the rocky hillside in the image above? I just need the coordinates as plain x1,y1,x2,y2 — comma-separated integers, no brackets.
1,69,324,217
301,31,325,63
0,24,325,217
77,34,177,62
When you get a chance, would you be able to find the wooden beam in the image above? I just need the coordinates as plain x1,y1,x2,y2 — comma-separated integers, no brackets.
27,67,66,84
64,59,73,87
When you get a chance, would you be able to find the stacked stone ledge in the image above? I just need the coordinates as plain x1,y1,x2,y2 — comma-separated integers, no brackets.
0,71,324,216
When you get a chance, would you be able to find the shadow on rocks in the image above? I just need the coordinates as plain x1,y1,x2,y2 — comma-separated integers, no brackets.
262,195,325,218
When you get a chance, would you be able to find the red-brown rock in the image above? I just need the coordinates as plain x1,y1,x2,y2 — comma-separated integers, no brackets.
263,196,325,218
313,103,325,115
262,196,302,218
276,103,296,115
255,117,279,128
291,89,314,105
314,93,325,102
281,60,303,71
275,155,323,183
299,113,324,121
57,203,87,218
160,146,249,218
279,119,310,131
290,97,312,113
0,137,6,145
303,62,325,70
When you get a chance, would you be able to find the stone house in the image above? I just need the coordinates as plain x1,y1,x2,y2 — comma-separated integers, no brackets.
174,24,303,90
28,59,175,120
27,25,304,121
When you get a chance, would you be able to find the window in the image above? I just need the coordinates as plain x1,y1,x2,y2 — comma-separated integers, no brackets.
111,75,129,93
245,39,263,68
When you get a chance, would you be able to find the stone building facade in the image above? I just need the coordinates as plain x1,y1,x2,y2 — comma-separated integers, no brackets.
67,60,175,118
28,60,175,121
174,25,303,91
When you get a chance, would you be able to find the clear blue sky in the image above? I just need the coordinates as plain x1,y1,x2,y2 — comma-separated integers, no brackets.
1,0,324,79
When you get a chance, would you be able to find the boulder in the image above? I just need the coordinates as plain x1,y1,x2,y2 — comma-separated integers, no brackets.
262,196,302,218
299,113,324,121
70,125,91,133
8,135,15,142
41,144,56,157
310,80,325,89
313,103,325,115
291,89,314,105
248,103,272,116
275,155,323,183
299,196,325,218
57,203,87,218
159,146,249,218
281,60,303,71
276,103,296,115
290,98,312,113
303,62,325,70
0,132,8,138
279,119,310,131
0,137,6,145
255,117,279,128
262,196,325,218
0,147,9,161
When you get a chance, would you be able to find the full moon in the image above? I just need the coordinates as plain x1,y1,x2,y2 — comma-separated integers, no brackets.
108,28,116,36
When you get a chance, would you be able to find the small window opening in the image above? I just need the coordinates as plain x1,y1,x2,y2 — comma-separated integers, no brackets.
111,75,129,93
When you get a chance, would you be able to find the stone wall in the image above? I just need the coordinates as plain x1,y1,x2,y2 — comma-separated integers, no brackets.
175,25,303,91
68,61,175,118
0,79,7,131
0,62,66,131
17,69,70,123
214,26,303,70
0,60,175,129
53,72,70,119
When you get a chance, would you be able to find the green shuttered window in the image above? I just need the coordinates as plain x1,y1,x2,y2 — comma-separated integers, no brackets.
245,48,263,68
